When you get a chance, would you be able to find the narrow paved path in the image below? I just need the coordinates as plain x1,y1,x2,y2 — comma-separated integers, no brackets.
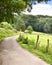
0,36,50,65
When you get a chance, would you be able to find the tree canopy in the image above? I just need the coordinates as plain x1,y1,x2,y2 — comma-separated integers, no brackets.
0,0,26,22
0,0,51,22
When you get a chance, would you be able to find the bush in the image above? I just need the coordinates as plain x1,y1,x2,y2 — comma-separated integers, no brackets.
22,37,28,44
17,34,24,42
27,25,33,34
0,22,13,30
17,35,28,44
0,28,17,41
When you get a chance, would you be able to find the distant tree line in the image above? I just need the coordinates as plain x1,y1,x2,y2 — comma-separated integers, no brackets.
21,15,52,33
3,14,52,34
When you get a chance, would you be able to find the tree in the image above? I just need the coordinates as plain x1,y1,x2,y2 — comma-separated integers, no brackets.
13,15,26,31
43,23,51,33
0,0,50,22
27,25,33,34
0,0,26,22
22,14,38,30
43,19,52,33
22,14,52,33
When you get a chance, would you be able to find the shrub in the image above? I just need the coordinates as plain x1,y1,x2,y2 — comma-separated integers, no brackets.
17,34,24,42
17,35,28,44
0,22,13,30
27,25,33,34
0,28,17,41
22,37,28,44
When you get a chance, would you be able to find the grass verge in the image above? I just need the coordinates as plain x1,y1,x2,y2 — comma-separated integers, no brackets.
17,32,52,65
0,28,17,41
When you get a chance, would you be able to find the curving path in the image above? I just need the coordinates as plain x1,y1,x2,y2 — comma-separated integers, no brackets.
0,36,50,65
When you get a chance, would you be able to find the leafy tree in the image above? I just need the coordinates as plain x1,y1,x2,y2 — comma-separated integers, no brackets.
0,0,26,22
0,0,50,22
43,23,51,33
22,15,38,30
22,14,52,33
13,16,26,31
43,19,52,33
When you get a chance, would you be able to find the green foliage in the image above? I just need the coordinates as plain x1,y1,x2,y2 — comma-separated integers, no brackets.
0,0,50,22
22,37,28,44
0,28,17,41
17,32,52,64
0,22,17,41
17,34,28,44
13,15,26,31
22,15,52,33
43,21,52,33
27,25,33,33
0,22,13,29
0,0,26,22
17,34,24,42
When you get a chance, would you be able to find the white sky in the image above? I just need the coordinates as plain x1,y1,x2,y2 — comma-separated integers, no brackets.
23,4,52,16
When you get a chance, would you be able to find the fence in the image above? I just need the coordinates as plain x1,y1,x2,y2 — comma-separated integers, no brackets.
35,35,50,53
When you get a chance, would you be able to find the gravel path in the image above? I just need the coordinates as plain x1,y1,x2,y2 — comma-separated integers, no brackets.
0,36,50,65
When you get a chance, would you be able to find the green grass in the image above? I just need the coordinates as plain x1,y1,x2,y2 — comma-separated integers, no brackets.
0,28,18,41
17,31,52,65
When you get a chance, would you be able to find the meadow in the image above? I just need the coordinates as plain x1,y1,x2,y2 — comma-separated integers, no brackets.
17,31,52,65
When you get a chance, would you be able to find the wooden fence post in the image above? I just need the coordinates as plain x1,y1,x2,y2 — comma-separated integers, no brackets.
35,35,39,49
46,39,49,52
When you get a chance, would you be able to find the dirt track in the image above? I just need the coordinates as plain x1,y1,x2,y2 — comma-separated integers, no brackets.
0,36,50,65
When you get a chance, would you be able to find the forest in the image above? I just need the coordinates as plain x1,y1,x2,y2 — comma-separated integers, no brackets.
12,14,52,33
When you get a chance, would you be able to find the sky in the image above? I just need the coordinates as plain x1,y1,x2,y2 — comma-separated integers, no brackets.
23,0,52,16
46,0,52,5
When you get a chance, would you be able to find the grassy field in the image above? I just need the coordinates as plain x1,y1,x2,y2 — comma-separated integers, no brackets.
17,31,52,65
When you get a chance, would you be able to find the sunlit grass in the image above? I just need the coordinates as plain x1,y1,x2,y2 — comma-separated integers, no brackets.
0,28,18,41
17,31,52,65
